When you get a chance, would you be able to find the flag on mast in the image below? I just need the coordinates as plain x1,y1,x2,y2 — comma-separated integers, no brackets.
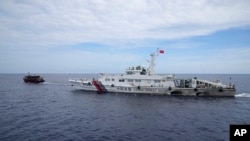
159,49,164,54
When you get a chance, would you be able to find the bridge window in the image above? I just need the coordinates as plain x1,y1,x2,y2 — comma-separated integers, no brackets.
136,66,141,70
154,80,161,83
127,79,133,82
135,80,141,82
126,71,134,75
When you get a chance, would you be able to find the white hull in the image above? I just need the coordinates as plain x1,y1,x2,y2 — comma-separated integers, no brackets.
69,79,97,91
69,79,235,97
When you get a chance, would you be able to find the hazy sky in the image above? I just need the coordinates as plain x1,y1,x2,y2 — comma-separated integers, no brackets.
1,0,250,73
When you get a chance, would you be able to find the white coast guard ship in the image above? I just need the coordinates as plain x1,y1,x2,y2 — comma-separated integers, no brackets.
69,50,236,96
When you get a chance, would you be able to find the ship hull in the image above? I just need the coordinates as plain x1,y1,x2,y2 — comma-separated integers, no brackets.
23,75,45,83
107,86,235,97
69,80,235,97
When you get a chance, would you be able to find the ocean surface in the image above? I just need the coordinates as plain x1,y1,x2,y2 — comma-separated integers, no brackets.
0,74,250,141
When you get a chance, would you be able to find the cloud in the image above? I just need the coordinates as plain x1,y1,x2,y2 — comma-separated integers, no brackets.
0,0,250,48
0,0,250,73
0,47,145,73
157,47,250,74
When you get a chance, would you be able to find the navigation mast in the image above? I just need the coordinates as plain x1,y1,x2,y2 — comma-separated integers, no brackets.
147,49,158,76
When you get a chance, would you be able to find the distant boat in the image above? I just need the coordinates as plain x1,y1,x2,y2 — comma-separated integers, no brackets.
23,73,45,83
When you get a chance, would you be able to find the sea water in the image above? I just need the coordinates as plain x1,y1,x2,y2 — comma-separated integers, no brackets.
0,74,249,141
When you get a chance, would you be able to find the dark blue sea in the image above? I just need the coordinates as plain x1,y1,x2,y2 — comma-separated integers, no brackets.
0,74,250,141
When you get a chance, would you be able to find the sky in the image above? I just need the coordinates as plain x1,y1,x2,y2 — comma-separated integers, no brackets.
0,0,250,74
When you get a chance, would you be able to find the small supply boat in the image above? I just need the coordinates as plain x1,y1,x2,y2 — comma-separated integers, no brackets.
23,73,45,83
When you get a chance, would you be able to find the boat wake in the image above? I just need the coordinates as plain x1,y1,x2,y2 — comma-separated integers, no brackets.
43,82,71,86
235,93,250,98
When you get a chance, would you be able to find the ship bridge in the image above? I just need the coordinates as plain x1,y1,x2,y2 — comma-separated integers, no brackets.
126,65,147,75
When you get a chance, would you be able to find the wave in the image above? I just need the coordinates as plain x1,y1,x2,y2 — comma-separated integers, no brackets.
235,93,250,97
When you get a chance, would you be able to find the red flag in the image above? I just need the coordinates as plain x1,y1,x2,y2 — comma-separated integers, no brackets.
159,50,164,54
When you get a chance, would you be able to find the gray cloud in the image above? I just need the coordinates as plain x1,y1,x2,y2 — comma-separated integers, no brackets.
1,0,250,47
1,0,250,73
